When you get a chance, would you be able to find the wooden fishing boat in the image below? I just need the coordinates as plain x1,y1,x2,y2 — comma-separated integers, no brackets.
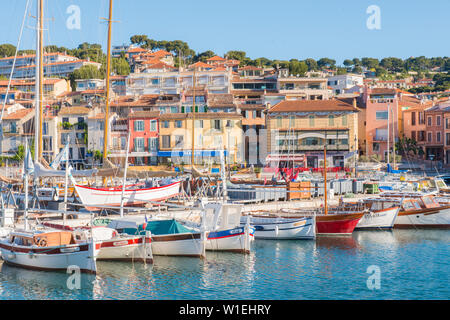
108,218,206,257
201,203,254,253
40,222,153,263
240,214,315,240
331,198,401,229
379,193,450,228
0,230,96,274
72,180,181,210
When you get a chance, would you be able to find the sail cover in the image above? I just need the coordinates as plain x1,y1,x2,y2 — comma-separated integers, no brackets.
33,161,98,177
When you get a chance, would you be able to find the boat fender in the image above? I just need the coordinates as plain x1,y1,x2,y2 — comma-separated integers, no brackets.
38,238,47,247
275,226,279,236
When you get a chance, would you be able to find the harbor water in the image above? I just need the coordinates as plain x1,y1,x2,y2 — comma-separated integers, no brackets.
0,229,448,300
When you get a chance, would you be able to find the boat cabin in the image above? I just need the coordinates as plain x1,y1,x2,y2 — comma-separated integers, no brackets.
363,199,401,211
401,196,440,212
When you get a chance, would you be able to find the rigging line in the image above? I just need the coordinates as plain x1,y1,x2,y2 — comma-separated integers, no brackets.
0,0,32,126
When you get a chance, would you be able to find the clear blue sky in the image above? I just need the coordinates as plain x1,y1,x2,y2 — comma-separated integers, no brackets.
1,0,449,64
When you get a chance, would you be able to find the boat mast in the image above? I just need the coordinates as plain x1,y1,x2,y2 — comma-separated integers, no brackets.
324,145,328,215
387,103,390,166
34,0,43,162
119,131,131,218
392,105,396,170
102,0,113,185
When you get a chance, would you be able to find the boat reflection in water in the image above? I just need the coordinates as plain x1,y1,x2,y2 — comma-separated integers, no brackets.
0,261,96,299
315,235,361,252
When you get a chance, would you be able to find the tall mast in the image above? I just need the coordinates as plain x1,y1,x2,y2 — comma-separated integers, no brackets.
387,103,390,165
34,0,43,162
191,67,196,166
392,105,396,170
102,0,113,184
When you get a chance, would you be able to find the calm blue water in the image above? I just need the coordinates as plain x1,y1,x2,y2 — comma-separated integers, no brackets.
0,230,448,300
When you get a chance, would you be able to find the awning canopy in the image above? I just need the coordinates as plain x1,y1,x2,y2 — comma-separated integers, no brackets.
158,150,228,157
266,154,305,162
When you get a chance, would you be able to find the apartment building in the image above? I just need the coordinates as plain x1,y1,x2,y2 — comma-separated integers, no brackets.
126,69,231,96
277,77,332,100
158,112,243,165
0,52,101,79
128,111,160,165
0,106,35,157
363,88,399,160
58,106,92,167
266,99,359,169
327,74,363,95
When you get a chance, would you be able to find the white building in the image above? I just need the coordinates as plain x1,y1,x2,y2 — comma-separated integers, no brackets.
327,74,364,95
126,69,231,96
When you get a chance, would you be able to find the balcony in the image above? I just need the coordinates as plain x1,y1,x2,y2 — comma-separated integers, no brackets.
276,144,349,152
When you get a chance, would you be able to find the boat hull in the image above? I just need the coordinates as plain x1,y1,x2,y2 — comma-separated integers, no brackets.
0,242,97,274
151,232,205,257
241,216,315,240
206,227,255,253
355,207,400,230
95,236,153,263
316,213,364,235
74,181,181,209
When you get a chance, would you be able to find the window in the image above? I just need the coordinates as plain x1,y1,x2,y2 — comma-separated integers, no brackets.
411,112,416,125
427,116,432,126
150,120,157,131
134,137,145,152
309,115,315,127
162,121,169,128
171,106,178,113
175,135,184,146
375,129,388,141
428,132,432,142
373,143,380,152
411,131,416,141
328,115,335,126
437,116,441,126
121,137,126,150
289,116,295,127
161,135,171,148
148,137,158,151
214,120,221,130
195,120,203,128
437,132,441,142
43,122,48,135
376,111,389,120
175,120,182,128
62,117,69,123
134,120,144,132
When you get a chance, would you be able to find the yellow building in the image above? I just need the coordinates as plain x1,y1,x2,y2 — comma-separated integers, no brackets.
266,99,359,168
158,112,243,165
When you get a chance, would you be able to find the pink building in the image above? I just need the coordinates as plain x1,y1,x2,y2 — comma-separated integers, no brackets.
128,111,160,165
363,88,399,160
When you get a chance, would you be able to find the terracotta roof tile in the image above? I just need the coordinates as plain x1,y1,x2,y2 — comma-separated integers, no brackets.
2,108,34,120
58,106,91,115
268,99,357,113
